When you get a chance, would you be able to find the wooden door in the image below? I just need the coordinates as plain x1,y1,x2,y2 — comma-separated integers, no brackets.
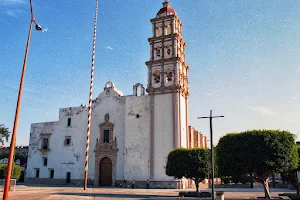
99,157,112,186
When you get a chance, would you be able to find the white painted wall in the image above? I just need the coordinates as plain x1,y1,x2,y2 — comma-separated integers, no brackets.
26,105,88,181
153,93,174,181
124,95,150,181
26,84,187,185
180,96,187,148
88,90,126,181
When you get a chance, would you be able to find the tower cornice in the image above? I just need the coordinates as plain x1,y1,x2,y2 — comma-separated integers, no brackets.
145,57,188,68
146,84,190,98
146,57,179,66
148,33,178,42
150,14,176,23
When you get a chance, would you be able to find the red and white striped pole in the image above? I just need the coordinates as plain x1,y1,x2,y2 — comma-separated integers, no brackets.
84,0,98,190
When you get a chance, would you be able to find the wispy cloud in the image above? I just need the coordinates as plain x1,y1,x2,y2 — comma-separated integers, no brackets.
250,106,278,117
106,46,113,50
0,0,26,18
0,0,25,6
5,9,23,18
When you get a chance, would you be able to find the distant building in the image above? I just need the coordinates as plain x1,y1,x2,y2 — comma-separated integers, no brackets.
0,146,28,172
25,1,207,188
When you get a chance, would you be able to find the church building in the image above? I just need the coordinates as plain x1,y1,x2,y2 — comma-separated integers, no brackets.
25,1,207,188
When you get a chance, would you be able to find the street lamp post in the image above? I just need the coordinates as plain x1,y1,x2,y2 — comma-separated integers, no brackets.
198,110,224,200
2,0,42,199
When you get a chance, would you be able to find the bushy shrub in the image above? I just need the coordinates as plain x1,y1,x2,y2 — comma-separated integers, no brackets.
0,164,22,179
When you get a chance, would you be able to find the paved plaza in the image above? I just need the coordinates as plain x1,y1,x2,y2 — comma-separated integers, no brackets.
0,185,296,200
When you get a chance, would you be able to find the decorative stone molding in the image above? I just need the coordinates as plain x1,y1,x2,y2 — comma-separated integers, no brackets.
94,139,117,186
99,115,114,144
146,84,189,97
94,114,117,186
104,80,115,90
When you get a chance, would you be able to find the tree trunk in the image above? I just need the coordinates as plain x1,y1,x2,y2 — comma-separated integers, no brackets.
262,178,271,199
195,179,200,193
272,174,275,188
250,173,254,188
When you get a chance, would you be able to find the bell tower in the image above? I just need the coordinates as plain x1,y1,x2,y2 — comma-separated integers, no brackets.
146,1,189,181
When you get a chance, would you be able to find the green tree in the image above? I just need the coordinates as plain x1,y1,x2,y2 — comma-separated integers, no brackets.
0,124,10,145
0,164,21,179
281,146,300,193
216,130,298,199
166,148,211,193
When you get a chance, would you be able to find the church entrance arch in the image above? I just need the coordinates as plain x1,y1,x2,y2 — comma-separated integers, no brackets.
94,113,118,186
99,157,112,186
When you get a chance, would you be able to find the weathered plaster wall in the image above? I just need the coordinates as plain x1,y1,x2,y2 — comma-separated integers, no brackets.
88,90,126,181
26,106,88,181
124,95,150,181
57,107,88,180
26,84,189,186
153,93,174,181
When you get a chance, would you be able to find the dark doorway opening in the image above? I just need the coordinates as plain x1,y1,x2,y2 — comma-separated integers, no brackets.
66,172,71,183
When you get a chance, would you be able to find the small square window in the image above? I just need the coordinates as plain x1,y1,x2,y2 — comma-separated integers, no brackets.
67,118,71,127
65,136,71,146
35,169,40,178
43,157,48,166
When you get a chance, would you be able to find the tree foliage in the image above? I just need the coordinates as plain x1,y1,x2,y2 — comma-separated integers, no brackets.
0,164,22,179
166,148,211,192
0,152,27,164
216,130,298,199
281,146,300,193
0,124,10,145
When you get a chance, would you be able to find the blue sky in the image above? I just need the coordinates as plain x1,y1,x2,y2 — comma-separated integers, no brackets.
0,0,299,146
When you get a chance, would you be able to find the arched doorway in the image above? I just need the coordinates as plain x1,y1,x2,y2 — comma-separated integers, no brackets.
99,157,112,186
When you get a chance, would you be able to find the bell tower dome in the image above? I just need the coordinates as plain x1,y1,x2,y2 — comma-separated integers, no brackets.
146,1,189,182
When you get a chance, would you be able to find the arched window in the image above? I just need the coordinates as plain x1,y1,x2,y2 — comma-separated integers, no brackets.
153,70,161,83
165,68,173,83
166,44,172,56
165,25,171,35
156,27,162,37
155,47,161,57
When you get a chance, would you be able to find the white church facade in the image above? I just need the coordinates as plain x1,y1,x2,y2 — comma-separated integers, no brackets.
25,1,207,188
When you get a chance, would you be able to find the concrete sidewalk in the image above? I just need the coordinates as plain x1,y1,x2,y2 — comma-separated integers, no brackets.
0,186,296,200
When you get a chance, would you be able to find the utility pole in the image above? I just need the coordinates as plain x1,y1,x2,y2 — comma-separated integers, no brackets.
198,110,224,200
